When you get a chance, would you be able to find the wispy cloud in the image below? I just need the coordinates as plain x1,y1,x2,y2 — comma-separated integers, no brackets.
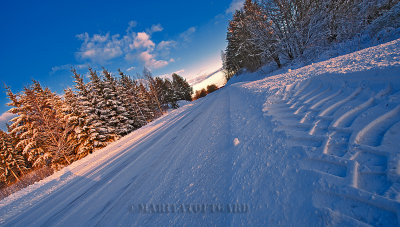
226,0,244,14
148,24,163,33
50,64,87,74
138,51,174,69
179,27,196,43
157,69,185,79
126,20,137,33
76,32,124,63
126,66,136,71
157,40,177,50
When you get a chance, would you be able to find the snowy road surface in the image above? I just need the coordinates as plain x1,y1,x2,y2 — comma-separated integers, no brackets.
1,39,400,226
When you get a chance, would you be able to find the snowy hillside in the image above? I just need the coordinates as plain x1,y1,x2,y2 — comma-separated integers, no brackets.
1,39,400,226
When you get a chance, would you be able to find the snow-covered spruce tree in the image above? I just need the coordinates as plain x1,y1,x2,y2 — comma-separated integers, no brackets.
118,70,147,128
71,69,100,158
62,87,90,160
0,130,27,183
172,73,193,101
87,68,118,147
154,77,169,110
102,68,133,136
159,77,179,109
137,81,157,121
6,81,73,169
225,8,263,77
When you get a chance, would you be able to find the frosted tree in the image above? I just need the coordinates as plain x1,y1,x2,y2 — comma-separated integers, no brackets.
6,81,73,169
62,87,90,160
0,130,27,183
172,73,193,101
137,82,157,121
102,68,134,136
118,70,147,128
158,78,178,109
243,0,281,67
226,8,263,75
261,0,323,59
143,68,163,115
87,68,118,147
71,69,99,157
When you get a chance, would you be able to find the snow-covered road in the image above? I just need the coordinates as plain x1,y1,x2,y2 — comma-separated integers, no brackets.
0,84,323,226
1,38,400,226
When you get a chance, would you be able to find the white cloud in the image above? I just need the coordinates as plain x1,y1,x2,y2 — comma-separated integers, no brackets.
76,32,124,63
0,112,15,131
131,32,155,49
157,40,177,51
138,51,173,69
179,27,196,42
76,22,180,69
51,64,86,74
126,20,138,33
175,69,185,75
157,69,185,79
127,66,136,71
150,24,163,33
226,0,244,14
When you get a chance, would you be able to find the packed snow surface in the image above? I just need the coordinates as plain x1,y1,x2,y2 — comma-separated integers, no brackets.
1,39,400,226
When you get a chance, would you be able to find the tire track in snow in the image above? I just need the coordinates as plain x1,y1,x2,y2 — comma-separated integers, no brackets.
262,77,400,226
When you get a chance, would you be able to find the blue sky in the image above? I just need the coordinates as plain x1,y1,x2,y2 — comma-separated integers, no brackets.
0,0,244,124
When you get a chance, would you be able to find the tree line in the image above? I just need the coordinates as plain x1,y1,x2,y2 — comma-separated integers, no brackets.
0,68,192,185
193,84,220,100
223,0,399,79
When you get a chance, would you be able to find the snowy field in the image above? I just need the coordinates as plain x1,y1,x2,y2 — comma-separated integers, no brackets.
1,39,400,226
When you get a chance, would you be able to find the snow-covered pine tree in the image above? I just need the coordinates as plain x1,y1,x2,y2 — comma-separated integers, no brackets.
71,69,99,158
156,77,178,109
87,68,118,148
6,81,72,169
154,77,169,109
171,73,193,101
102,68,133,136
0,130,27,183
163,78,179,108
118,70,147,128
226,8,262,75
61,88,87,161
137,82,157,121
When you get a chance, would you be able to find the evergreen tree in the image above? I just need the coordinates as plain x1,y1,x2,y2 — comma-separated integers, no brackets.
71,69,101,157
118,70,147,128
87,68,118,147
0,130,27,183
143,68,163,115
226,6,263,75
172,73,193,101
162,78,179,108
62,87,88,160
102,68,133,136
7,81,72,169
